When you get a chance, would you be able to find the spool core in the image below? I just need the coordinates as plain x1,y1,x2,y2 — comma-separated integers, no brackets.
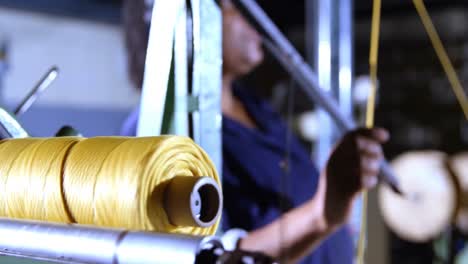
163,176,222,227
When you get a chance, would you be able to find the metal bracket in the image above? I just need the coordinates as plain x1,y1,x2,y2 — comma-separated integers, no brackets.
0,108,28,138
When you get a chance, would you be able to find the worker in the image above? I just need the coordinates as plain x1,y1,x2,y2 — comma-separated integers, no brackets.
121,0,389,263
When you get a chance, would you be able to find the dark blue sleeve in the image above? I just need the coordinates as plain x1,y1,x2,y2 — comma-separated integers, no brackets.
221,150,280,231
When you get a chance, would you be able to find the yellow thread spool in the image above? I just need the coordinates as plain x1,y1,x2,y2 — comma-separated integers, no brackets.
27,137,81,222
64,137,126,224
0,138,42,217
0,136,222,236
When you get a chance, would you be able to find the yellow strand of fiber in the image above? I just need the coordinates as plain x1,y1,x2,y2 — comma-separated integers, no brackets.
358,0,381,263
413,0,468,120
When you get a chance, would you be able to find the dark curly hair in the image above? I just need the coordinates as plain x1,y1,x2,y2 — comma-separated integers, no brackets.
122,0,150,89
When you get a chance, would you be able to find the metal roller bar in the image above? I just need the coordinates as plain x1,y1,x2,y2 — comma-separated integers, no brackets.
0,218,220,264
231,0,402,194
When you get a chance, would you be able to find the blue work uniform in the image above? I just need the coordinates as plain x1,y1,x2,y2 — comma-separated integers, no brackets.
120,85,354,264
222,84,353,264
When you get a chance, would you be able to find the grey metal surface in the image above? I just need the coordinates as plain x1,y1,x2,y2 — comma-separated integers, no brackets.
0,218,217,264
338,0,353,121
0,66,59,139
307,0,354,167
0,107,28,138
307,0,335,169
190,0,222,173
116,232,217,264
0,218,119,263
232,0,401,194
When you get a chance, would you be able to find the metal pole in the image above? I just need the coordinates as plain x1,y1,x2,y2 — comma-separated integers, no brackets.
338,0,353,120
0,218,220,264
307,0,335,169
336,0,363,247
190,0,223,174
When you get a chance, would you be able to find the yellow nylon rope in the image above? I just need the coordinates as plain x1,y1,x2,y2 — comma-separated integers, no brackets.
412,0,468,120
0,138,42,217
358,0,381,263
64,137,126,225
0,136,220,236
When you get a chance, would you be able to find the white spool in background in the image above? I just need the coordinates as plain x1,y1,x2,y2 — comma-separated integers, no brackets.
379,151,457,242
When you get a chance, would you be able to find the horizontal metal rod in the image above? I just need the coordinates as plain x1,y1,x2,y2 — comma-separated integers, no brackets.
232,0,402,194
0,218,220,264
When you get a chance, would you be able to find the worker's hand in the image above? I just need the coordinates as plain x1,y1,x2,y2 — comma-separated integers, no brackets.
323,127,389,228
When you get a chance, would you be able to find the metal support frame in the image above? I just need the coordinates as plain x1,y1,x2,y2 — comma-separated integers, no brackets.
307,0,359,245
308,0,334,169
190,0,223,174
307,0,363,248
137,0,222,174
306,0,353,169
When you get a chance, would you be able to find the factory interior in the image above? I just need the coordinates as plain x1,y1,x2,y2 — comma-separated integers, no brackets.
0,0,467,263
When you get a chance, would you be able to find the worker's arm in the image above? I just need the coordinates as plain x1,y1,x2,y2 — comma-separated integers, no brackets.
239,128,389,263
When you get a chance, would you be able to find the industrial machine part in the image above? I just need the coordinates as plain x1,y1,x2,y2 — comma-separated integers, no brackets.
0,218,216,264
0,65,59,139
0,107,28,138
14,66,58,116
0,218,278,264
164,176,222,228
